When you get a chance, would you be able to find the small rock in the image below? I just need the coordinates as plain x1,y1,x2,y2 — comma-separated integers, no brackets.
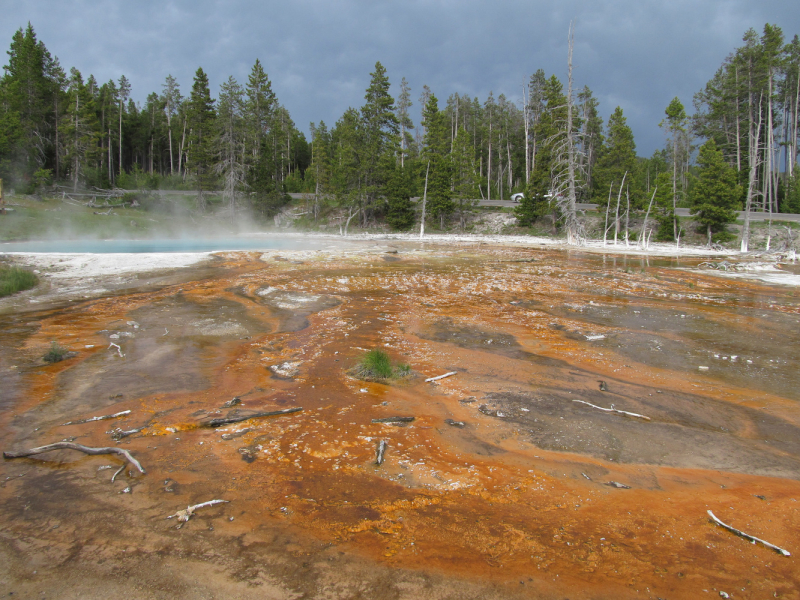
223,396,241,408
605,481,631,489
444,419,465,428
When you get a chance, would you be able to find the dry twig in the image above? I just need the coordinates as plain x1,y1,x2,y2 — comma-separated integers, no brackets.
425,371,457,383
62,409,131,426
707,510,790,556
205,407,302,427
3,442,145,474
572,399,650,421
167,499,229,528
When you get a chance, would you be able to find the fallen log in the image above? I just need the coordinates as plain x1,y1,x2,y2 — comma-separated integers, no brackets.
3,442,145,474
707,510,790,556
205,407,302,428
62,409,131,426
425,371,457,383
572,399,650,421
371,416,415,424
375,440,387,466
167,499,229,528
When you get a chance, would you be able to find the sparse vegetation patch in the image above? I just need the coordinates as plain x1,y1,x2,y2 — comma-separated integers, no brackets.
0,265,38,297
353,349,411,381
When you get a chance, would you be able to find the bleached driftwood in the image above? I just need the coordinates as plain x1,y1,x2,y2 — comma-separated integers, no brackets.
425,371,457,383
606,481,631,489
707,510,790,556
3,442,145,474
111,464,126,483
62,409,131,426
375,440,387,466
572,399,651,421
167,499,229,527
109,342,124,358
205,407,302,427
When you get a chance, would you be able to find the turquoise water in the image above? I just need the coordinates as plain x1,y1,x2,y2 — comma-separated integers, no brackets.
0,237,324,253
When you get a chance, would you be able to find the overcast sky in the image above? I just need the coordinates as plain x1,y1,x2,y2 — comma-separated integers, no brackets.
2,0,799,156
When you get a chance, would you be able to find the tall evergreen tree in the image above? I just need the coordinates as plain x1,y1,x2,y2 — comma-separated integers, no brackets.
421,93,453,228
593,106,638,205
451,125,478,228
690,139,742,243
59,67,98,191
660,97,691,238
161,74,181,176
396,76,414,168
216,76,246,216
359,61,398,224
186,67,216,204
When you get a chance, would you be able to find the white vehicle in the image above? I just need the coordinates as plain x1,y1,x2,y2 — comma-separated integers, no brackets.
511,193,525,202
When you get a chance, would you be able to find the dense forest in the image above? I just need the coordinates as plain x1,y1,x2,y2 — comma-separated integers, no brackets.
1,22,799,238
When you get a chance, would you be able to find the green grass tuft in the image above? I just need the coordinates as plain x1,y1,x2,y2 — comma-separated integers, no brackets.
0,265,39,297
354,349,410,381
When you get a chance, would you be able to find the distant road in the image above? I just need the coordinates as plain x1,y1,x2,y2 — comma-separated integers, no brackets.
477,199,800,223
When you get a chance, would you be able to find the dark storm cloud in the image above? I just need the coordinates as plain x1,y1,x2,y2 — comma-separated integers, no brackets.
2,0,799,155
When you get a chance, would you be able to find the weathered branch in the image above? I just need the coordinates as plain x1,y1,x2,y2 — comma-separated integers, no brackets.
62,409,131,426
111,464,126,482
375,440,387,465
425,371,457,383
167,499,229,527
572,399,650,421
3,442,145,474
205,407,302,428
371,416,415,424
708,510,790,556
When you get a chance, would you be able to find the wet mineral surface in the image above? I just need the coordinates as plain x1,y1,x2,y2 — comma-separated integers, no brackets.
1,242,799,599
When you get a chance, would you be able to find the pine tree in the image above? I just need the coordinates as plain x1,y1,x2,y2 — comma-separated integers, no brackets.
660,97,690,238
216,76,246,217
186,67,216,204
1,23,59,183
385,159,415,230
360,61,398,223
451,125,478,228
593,106,637,206
396,77,414,168
690,139,742,244
245,59,275,165
59,67,98,191
421,93,453,228
161,74,181,176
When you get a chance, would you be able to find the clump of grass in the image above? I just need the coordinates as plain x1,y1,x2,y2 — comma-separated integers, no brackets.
0,265,39,297
43,341,69,364
354,349,411,381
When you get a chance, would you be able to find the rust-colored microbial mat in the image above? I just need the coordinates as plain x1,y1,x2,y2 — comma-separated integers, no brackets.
1,242,799,599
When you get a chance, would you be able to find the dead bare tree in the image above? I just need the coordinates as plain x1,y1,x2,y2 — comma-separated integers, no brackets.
741,93,764,252
549,22,584,245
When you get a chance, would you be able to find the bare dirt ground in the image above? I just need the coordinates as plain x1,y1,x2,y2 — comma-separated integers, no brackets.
1,239,799,599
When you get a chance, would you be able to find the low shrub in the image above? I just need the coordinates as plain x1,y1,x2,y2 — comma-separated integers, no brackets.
43,341,69,363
